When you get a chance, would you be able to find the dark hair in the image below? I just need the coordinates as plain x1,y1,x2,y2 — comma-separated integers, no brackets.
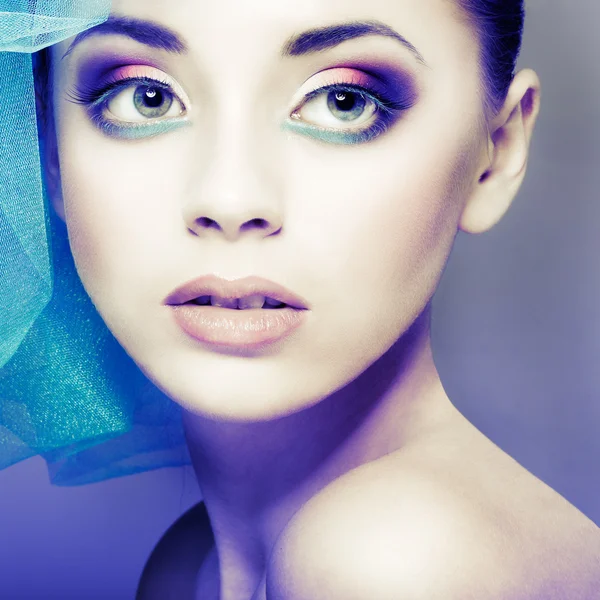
33,1,525,128
33,46,53,134
457,0,525,117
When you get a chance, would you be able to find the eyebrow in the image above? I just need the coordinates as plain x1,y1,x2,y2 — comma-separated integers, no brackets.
62,15,187,59
63,16,426,66
281,20,426,65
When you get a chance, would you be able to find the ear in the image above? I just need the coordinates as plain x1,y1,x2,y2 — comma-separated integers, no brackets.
459,68,541,234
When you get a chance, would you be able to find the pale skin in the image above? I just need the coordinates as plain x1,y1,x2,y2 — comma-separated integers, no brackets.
43,0,600,598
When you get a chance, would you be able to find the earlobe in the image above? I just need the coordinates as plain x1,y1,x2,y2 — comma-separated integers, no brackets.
459,68,541,235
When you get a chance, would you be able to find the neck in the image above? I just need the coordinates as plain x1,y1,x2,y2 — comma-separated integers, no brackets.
182,304,455,589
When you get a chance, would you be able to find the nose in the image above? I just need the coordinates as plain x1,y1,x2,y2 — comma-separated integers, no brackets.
182,135,283,242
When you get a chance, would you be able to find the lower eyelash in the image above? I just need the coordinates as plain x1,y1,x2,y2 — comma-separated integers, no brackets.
293,83,412,144
82,107,189,141
348,117,393,144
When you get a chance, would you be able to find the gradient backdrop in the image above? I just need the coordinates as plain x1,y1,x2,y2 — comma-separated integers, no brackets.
1,0,598,598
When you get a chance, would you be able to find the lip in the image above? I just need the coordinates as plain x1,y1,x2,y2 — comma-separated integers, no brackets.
164,274,310,310
170,304,307,351
165,274,310,351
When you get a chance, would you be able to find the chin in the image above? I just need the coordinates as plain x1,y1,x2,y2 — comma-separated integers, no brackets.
134,350,334,421
97,294,417,422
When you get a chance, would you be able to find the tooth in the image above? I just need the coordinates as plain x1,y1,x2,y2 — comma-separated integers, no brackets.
238,294,266,310
264,296,285,307
211,295,238,309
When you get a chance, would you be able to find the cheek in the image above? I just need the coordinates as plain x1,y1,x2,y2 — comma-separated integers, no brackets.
57,118,186,301
57,100,476,335
282,131,474,315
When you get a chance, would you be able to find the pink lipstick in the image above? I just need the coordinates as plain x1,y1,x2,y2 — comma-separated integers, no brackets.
165,275,309,350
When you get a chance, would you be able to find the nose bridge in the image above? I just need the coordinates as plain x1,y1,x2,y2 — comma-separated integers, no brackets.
208,92,266,199
183,90,283,241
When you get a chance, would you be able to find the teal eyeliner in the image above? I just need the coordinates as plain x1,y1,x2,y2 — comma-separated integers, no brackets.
282,116,390,145
90,113,190,140
70,74,414,144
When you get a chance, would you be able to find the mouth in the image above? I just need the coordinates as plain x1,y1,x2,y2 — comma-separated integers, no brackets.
185,294,290,310
165,274,310,311
165,275,309,349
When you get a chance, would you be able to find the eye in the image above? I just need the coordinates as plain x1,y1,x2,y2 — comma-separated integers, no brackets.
282,70,415,146
106,83,185,122
293,86,379,129
67,66,190,138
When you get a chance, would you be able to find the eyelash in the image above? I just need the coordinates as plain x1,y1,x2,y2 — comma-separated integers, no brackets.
291,80,412,144
68,74,412,143
68,74,186,138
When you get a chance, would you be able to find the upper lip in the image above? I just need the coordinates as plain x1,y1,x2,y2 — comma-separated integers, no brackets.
164,275,310,309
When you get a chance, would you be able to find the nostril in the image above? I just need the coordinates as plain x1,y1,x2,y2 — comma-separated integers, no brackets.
241,218,269,232
197,216,219,229
198,217,218,228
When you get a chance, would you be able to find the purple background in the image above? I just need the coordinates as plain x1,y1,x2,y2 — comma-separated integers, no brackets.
1,1,599,598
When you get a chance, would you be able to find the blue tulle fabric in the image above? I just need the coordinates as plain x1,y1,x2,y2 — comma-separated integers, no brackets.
0,1,190,485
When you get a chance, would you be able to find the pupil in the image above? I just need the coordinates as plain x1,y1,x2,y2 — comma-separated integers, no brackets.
327,90,366,122
334,92,356,111
144,87,163,108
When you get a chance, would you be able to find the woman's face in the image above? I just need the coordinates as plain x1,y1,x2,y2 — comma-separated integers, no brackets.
50,0,488,419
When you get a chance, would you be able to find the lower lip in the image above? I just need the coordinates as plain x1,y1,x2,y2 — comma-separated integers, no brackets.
170,304,308,349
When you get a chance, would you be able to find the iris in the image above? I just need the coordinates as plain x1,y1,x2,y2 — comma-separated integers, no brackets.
327,91,367,122
132,86,174,118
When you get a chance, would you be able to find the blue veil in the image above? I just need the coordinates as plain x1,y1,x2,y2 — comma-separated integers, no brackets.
0,0,190,485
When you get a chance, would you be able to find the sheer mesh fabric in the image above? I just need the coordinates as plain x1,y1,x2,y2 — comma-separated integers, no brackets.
0,0,190,485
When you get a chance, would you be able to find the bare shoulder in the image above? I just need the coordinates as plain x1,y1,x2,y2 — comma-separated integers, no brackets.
267,419,600,600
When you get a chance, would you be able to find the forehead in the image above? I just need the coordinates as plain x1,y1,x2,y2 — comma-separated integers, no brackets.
102,0,476,68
